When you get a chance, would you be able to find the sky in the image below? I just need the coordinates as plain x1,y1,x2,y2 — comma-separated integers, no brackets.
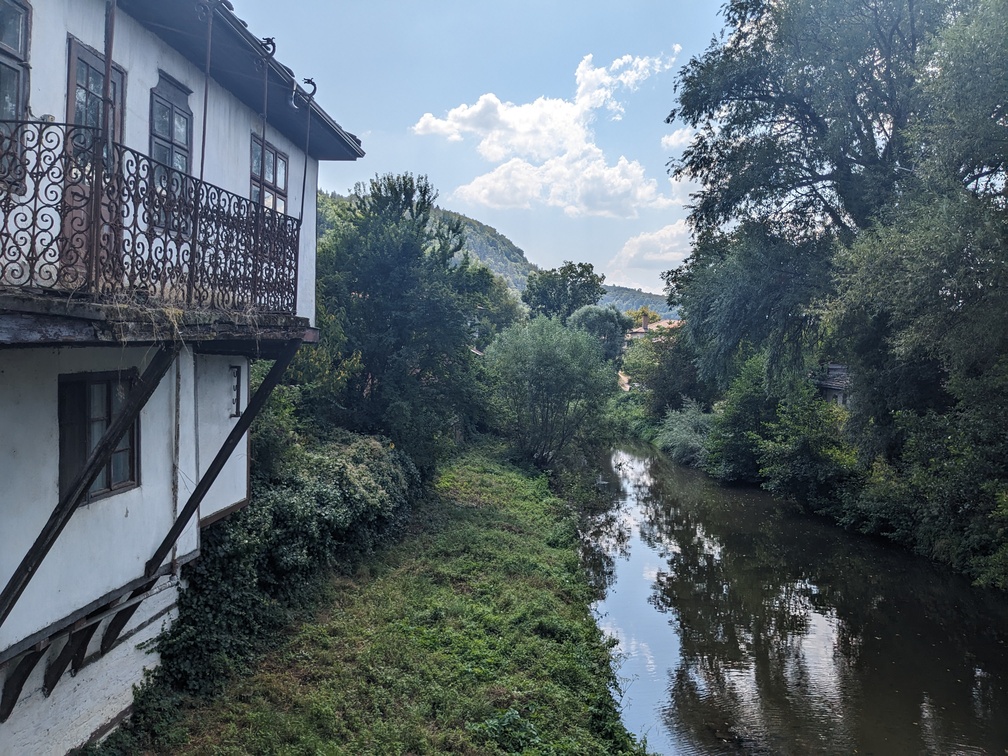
231,1,727,294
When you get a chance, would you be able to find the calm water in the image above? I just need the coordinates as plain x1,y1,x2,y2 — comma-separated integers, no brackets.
583,445,1008,755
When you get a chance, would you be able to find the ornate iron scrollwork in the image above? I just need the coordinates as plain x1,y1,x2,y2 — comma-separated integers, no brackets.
0,120,300,314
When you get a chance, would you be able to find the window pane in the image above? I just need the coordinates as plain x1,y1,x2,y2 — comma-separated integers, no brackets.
275,196,285,215
172,150,187,172
152,100,170,137
0,60,17,120
111,449,131,486
86,95,101,128
90,465,109,494
88,419,107,452
152,140,170,166
263,189,274,209
88,67,103,96
264,149,274,184
251,140,262,178
76,60,88,89
89,383,108,419
251,185,260,203
0,3,25,55
74,86,87,126
276,156,287,191
173,111,188,145
111,380,128,416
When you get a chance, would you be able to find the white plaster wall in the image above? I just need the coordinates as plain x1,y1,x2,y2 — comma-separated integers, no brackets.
194,354,249,522
0,578,179,755
26,0,319,319
0,346,199,652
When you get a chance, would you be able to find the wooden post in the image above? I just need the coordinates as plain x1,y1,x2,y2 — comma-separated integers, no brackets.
144,339,300,578
0,343,179,632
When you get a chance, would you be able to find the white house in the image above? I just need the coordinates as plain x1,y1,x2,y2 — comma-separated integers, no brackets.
0,1,362,751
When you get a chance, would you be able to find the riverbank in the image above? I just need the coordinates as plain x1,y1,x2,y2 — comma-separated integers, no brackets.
98,446,648,754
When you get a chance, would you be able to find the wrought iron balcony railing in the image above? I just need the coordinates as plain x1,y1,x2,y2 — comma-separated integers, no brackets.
0,120,300,315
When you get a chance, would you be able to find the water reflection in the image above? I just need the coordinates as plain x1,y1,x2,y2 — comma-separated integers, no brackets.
586,445,1008,755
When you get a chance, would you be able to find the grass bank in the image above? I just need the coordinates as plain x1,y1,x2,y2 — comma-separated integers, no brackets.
136,446,647,754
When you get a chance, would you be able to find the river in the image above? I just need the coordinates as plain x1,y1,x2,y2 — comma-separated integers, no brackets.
582,444,1008,755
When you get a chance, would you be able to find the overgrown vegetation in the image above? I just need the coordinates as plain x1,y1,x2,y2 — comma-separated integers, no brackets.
93,446,648,754
631,0,1008,586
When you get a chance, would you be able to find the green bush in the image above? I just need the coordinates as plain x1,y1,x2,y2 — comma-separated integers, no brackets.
704,354,779,482
157,433,419,697
655,399,714,467
756,384,859,507
485,317,616,466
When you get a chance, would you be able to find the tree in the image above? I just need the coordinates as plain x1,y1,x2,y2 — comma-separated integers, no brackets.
625,305,661,328
521,261,605,321
567,304,633,362
485,317,616,466
312,173,495,474
663,0,961,384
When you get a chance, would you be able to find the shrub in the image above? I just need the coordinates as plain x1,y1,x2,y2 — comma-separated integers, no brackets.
756,383,859,507
655,399,714,467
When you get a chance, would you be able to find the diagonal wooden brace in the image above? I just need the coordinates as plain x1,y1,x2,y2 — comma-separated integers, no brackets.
144,338,301,579
0,343,180,633
0,649,43,723
99,579,157,656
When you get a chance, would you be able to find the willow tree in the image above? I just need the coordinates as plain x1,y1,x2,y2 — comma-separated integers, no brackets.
664,0,964,380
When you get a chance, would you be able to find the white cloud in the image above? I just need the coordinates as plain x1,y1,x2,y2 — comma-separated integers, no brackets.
661,127,694,151
605,220,693,290
413,51,679,218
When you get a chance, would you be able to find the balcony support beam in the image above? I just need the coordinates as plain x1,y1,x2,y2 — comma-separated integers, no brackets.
144,338,300,579
0,343,180,633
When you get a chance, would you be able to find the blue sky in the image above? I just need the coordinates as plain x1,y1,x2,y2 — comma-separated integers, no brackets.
232,1,726,293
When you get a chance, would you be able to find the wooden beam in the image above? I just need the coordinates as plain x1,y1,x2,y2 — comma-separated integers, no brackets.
43,621,100,696
144,339,300,578
0,343,180,632
99,580,155,656
0,649,43,723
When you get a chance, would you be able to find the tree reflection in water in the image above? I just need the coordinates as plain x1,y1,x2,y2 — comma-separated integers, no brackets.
584,445,1008,755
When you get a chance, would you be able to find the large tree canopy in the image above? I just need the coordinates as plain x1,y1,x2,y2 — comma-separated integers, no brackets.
669,0,958,238
521,261,606,321
659,0,1008,584
312,173,505,473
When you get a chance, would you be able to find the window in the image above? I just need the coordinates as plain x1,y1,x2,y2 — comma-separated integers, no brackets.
149,73,192,232
150,72,191,174
0,0,29,122
59,371,140,504
250,134,287,215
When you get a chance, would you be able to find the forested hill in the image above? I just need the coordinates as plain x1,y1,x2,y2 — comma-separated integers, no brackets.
439,208,675,319
319,192,674,318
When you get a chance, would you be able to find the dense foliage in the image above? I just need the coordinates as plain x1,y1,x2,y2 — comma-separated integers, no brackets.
521,261,606,321
659,0,1008,585
486,317,617,466
310,174,513,475
567,304,634,362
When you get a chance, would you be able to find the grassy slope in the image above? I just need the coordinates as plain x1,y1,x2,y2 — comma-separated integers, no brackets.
172,448,648,755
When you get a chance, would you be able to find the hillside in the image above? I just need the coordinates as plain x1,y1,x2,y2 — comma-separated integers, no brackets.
320,193,675,319
440,209,676,319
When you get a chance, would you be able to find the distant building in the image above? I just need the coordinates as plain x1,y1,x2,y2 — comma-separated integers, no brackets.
815,363,851,406
0,0,362,750
626,313,682,341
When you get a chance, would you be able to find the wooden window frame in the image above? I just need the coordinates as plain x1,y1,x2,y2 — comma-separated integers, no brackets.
149,71,192,174
58,369,141,506
0,0,30,121
250,133,288,215
66,36,125,140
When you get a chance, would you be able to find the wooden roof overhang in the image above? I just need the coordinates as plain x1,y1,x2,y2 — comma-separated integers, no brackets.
116,0,364,162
